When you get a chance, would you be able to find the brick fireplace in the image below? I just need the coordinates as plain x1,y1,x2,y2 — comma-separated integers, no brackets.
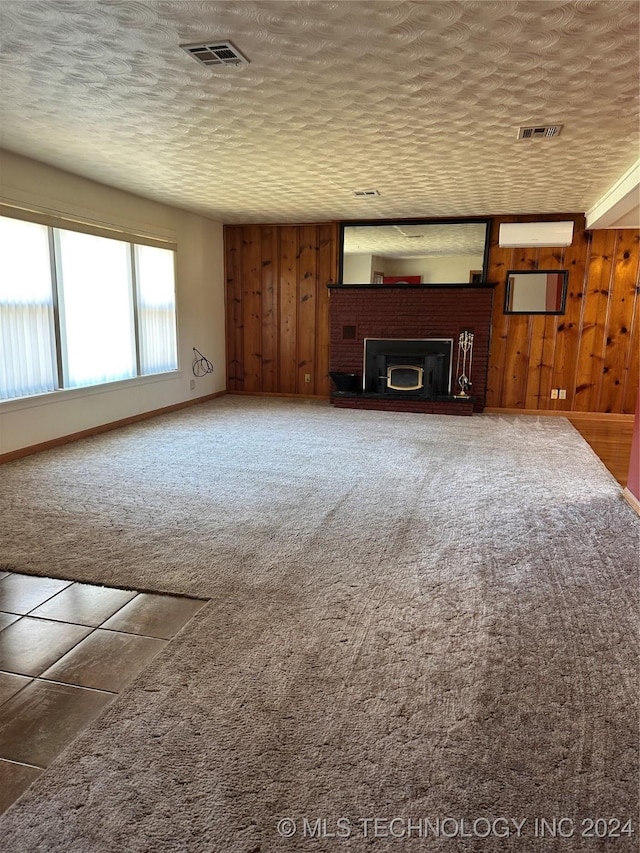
328,283,494,415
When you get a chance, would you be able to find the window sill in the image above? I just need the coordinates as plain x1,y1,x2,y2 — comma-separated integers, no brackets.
0,371,183,414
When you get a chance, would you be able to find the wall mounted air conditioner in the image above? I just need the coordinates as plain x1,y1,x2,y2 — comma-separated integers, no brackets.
498,221,574,248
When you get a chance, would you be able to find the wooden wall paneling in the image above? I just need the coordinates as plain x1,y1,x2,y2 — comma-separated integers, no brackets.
260,226,279,392
622,270,639,414
501,314,530,408
550,224,589,411
316,223,337,396
524,312,546,408
530,245,563,410
502,247,539,408
538,313,559,410
224,221,339,398
224,226,244,390
279,226,299,393
297,225,318,394
513,246,540,272
573,229,616,411
601,230,640,413
485,219,514,407
241,226,264,392
623,306,639,414
224,217,637,412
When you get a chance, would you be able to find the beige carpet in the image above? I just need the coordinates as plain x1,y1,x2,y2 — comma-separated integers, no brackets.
0,396,638,852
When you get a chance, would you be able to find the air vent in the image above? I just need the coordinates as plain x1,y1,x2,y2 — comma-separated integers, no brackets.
353,190,380,198
517,125,563,140
180,41,250,68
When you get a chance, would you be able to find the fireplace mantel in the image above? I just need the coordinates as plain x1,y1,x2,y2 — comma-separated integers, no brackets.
328,282,496,290
328,282,495,415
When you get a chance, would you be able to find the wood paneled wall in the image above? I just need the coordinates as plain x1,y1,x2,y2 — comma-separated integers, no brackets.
224,215,639,414
486,215,639,413
225,223,338,396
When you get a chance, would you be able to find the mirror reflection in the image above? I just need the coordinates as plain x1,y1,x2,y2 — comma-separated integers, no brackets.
340,220,490,284
504,270,568,314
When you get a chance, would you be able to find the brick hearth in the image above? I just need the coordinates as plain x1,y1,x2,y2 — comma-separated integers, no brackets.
328,284,495,414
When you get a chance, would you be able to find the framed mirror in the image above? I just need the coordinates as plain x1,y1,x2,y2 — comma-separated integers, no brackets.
504,270,568,314
339,218,491,285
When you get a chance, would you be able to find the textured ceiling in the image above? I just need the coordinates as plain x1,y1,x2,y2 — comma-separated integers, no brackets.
0,0,638,225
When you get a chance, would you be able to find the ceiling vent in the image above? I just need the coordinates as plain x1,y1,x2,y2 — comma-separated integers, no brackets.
180,41,250,68
517,125,563,140
353,190,380,198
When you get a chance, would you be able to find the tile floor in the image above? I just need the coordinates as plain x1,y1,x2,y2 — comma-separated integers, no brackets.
0,571,207,815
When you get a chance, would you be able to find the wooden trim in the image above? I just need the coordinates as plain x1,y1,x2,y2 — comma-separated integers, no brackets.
229,391,330,401
483,407,634,422
622,487,640,517
0,391,227,465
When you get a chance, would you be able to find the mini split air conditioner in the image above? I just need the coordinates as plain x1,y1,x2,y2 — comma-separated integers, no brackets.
498,221,574,248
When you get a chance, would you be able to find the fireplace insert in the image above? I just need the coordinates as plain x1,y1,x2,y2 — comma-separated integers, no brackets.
363,338,453,398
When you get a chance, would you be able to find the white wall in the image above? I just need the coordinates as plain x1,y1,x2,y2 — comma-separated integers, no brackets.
342,253,373,283
371,255,390,278
0,150,226,454
509,272,548,312
384,254,485,283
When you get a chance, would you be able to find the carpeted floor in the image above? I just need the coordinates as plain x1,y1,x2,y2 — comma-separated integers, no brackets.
0,395,638,852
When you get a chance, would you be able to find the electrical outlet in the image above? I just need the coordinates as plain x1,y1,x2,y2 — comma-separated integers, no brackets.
304,373,311,383
558,389,567,400
550,389,559,399
190,379,196,391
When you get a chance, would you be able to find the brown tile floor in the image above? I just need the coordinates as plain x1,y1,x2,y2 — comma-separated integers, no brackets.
0,572,207,815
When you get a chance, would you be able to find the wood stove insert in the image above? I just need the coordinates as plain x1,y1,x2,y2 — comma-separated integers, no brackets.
364,338,453,398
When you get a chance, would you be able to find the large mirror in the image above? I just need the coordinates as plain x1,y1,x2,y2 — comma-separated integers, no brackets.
504,270,568,314
340,218,491,285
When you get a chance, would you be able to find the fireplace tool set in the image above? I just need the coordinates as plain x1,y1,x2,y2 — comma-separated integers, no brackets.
454,331,474,398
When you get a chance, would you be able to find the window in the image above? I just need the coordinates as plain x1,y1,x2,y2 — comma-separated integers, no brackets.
135,245,178,375
0,218,57,399
57,230,137,388
0,214,178,401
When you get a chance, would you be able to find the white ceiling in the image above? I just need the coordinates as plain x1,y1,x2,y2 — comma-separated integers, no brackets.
0,0,638,225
